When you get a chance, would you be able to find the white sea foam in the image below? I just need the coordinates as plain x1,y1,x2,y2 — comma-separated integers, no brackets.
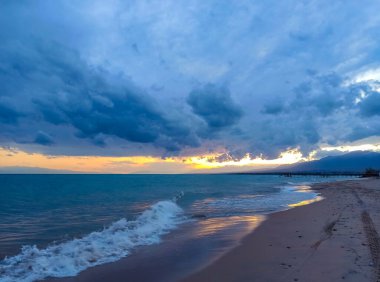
0,200,184,282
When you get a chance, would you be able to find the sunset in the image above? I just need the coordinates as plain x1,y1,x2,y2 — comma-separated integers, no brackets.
1,1,380,173
1,1,380,281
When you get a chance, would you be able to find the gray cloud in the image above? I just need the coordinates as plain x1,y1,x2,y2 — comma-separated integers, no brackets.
359,88,380,117
1,1,380,159
0,39,202,153
262,99,285,115
0,99,23,124
187,85,243,129
34,131,54,146
256,73,380,156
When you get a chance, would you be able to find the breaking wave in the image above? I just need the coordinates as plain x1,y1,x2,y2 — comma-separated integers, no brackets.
0,200,184,282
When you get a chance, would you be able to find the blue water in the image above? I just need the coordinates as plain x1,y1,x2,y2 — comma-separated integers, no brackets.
0,174,354,281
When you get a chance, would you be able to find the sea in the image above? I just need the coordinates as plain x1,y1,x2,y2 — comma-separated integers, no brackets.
0,174,355,282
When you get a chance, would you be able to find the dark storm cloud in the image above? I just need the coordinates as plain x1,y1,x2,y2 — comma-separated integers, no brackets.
0,39,201,153
257,73,380,156
290,74,346,116
0,99,23,124
34,131,54,146
262,99,284,115
358,89,380,117
245,115,322,158
345,125,380,142
263,73,358,118
2,1,380,159
262,74,348,119
187,85,243,129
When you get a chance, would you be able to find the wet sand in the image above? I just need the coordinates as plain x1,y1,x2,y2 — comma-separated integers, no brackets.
183,178,380,282
46,178,380,282
45,213,264,282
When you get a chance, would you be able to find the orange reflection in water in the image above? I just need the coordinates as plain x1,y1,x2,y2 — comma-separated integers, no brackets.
294,185,313,192
288,195,324,207
193,215,265,237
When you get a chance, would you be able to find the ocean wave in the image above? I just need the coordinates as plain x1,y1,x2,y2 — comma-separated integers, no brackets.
201,185,318,215
0,200,184,282
280,184,312,192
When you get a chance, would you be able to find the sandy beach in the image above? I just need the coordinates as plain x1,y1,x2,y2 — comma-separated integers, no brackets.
184,178,380,282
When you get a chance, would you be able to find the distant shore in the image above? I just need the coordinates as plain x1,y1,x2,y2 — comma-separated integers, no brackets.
183,178,379,282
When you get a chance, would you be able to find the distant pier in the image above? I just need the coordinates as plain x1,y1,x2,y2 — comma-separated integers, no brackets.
232,172,370,177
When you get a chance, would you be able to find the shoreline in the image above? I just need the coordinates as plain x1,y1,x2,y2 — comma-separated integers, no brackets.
45,213,266,282
42,178,379,282
183,178,379,282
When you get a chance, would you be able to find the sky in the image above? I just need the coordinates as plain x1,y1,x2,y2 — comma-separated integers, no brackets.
1,0,380,173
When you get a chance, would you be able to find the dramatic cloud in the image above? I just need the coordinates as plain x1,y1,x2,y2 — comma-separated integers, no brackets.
34,131,54,146
358,88,380,117
1,0,380,160
187,85,243,129
0,99,23,124
256,72,380,157
0,38,201,153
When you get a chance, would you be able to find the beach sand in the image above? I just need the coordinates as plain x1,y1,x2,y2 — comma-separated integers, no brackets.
183,178,380,282
47,178,380,282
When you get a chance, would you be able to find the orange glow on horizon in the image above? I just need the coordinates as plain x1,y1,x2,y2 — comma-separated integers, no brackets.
185,149,308,169
0,148,180,173
12,142,380,173
0,147,309,173
4,142,380,173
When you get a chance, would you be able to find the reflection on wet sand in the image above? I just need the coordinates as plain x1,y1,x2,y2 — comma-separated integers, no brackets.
193,192,323,239
288,195,324,207
193,215,265,237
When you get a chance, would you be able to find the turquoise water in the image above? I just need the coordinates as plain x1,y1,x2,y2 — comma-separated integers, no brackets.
0,174,353,281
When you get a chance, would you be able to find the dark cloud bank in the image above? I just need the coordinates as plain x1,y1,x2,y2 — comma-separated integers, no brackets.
256,73,380,157
1,1,380,159
187,85,243,129
0,39,244,155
